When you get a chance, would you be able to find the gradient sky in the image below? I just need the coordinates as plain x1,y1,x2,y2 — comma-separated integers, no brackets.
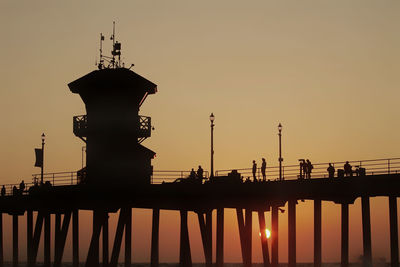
0,0,399,264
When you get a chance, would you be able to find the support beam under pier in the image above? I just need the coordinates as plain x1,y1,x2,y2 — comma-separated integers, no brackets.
179,210,192,267
197,211,212,267
0,213,3,267
258,211,270,267
236,209,252,267
87,211,104,267
361,196,372,267
73,209,79,267
314,199,321,267
103,212,109,267
44,213,50,267
288,200,296,267
341,204,349,267
27,210,33,267
12,214,18,267
389,196,399,267
109,208,130,267
125,208,132,267
151,209,160,267
216,208,224,267
271,206,279,267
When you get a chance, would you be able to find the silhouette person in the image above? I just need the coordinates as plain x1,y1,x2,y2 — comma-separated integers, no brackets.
1,185,5,197
261,158,267,181
344,161,352,177
19,180,25,192
327,163,335,178
298,159,305,179
252,160,257,181
189,168,196,179
12,185,18,196
197,165,204,180
303,159,308,178
306,159,313,179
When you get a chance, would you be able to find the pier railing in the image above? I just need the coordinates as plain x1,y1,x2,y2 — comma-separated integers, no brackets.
151,170,209,184
0,171,79,196
2,157,400,196
215,157,400,181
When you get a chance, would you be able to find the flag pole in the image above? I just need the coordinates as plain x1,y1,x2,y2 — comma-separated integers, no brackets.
41,133,45,184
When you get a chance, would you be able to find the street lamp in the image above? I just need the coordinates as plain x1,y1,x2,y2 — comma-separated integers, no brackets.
210,113,215,178
41,133,45,184
278,123,283,181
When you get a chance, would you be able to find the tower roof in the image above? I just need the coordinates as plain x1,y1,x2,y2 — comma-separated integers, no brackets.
68,68,157,95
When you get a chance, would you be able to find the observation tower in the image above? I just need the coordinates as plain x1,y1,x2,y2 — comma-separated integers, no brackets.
68,23,156,186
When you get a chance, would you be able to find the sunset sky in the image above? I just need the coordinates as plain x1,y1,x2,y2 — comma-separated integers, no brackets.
0,0,399,264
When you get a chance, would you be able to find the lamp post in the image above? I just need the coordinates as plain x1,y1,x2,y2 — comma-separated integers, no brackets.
210,113,215,178
278,123,283,181
41,133,45,184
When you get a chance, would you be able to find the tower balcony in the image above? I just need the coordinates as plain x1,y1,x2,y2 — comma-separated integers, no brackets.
73,114,152,139
73,115,88,138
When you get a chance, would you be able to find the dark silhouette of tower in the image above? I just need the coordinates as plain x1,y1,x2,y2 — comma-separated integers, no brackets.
68,62,157,186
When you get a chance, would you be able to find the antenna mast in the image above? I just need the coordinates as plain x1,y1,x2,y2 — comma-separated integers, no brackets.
96,21,126,70
98,33,105,69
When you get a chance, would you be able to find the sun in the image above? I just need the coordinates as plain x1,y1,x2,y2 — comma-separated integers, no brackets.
258,228,271,239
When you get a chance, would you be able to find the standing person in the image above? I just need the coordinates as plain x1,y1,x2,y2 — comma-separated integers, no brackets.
19,180,25,192
1,185,5,197
12,186,18,196
299,159,304,179
189,168,196,179
302,159,308,179
327,163,335,178
261,158,267,181
197,165,204,180
252,160,257,181
306,159,313,179
344,161,352,177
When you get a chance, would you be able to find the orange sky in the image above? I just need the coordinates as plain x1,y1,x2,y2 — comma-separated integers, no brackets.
0,0,399,263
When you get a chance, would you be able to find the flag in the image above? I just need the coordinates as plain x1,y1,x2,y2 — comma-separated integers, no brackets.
101,34,104,41
34,148,43,167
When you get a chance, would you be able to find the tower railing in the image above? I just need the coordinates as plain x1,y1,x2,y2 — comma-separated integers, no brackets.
73,114,152,139
73,115,88,137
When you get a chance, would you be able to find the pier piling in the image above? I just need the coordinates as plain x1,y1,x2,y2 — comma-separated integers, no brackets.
12,214,18,267
44,213,50,267
216,208,224,267
0,212,3,267
258,210,270,267
271,206,279,267
361,197,372,267
314,200,321,267
151,209,160,267
73,210,79,267
288,200,296,267
102,212,109,267
237,208,252,267
179,210,192,267
389,196,399,267
341,204,349,267
125,208,132,267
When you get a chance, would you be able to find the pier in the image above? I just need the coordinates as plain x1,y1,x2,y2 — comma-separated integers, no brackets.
0,158,399,267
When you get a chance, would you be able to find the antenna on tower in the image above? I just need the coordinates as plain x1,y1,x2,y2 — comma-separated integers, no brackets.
110,21,121,68
98,33,105,69
96,22,130,70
